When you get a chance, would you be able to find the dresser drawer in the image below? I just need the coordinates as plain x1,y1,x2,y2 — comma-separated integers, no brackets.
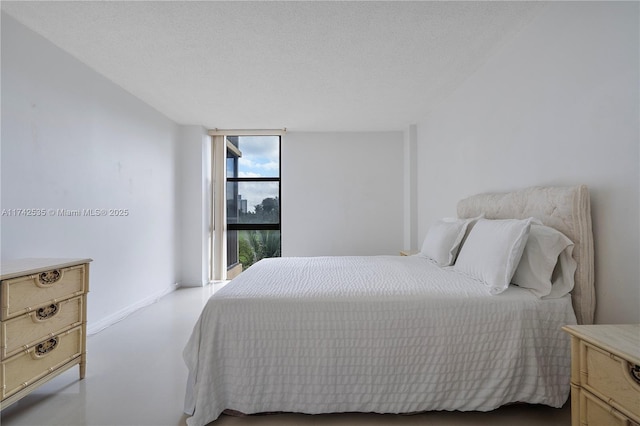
0,326,83,400
582,340,640,421
580,389,640,426
1,296,83,359
1,264,86,320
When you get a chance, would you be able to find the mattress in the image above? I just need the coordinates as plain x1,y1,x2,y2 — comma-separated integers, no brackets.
183,255,577,426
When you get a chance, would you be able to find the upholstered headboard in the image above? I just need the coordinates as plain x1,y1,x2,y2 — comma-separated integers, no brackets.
457,185,595,324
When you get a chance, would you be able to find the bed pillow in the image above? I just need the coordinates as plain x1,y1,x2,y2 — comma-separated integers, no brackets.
545,245,578,299
420,218,471,266
454,218,533,295
512,224,577,298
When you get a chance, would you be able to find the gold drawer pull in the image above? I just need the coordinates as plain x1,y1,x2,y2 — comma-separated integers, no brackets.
631,364,640,385
34,337,58,357
38,269,62,286
35,303,59,321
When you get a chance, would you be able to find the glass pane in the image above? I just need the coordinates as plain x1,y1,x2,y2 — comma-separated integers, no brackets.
226,154,237,178
227,181,279,224
227,230,239,267
232,136,280,178
226,181,239,223
238,230,281,270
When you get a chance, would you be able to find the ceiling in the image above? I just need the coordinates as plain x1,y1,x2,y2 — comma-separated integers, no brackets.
1,1,546,132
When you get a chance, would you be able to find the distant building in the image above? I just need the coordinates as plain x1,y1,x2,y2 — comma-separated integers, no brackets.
238,195,247,214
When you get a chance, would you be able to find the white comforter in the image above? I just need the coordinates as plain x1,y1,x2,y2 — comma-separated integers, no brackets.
183,256,576,426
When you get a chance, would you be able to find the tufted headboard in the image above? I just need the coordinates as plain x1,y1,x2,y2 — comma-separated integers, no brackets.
457,185,595,324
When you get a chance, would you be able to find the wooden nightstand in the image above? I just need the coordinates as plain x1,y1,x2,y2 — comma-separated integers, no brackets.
562,324,640,426
400,250,419,256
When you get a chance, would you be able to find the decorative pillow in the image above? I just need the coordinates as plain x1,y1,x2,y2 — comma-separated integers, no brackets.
512,224,577,298
420,218,471,266
454,218,533,294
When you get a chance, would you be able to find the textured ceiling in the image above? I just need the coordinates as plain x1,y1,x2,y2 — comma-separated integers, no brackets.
1,1,545,131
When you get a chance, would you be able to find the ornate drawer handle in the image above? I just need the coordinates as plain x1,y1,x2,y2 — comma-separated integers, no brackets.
35,303,59,320
631,364,640,385
35,337,58,357
38,269,62,285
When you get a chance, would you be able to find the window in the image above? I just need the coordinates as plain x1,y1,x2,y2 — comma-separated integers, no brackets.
226,135,281,271
210,130,284,280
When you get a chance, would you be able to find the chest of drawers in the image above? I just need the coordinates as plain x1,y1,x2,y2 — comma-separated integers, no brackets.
0,258,91,410
563,324,640,426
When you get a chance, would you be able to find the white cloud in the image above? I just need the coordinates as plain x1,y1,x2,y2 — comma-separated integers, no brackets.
237,136,279,177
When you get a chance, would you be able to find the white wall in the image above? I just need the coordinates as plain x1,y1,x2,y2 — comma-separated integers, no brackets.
403,125,418,251
282,132,404,256
1,14,181,332
177,125,211,286
416,2,639,324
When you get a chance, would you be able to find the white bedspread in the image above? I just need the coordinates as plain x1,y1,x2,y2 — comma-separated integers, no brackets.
183,256,576,426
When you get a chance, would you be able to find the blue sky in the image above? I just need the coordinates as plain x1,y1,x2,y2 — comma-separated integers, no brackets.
236,136,279,212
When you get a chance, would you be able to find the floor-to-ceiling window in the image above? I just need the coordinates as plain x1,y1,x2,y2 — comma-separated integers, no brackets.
210,131,282,280
226,135,281,271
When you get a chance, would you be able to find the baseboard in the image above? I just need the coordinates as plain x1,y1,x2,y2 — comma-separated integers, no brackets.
87,284,178,336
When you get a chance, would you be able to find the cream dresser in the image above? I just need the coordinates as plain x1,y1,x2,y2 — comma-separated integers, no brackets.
563,324,640,426
0,258,91,410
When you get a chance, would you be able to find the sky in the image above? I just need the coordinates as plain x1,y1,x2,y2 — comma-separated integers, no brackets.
235,136,280,213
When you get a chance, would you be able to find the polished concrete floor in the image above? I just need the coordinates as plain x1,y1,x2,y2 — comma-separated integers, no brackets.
1,285,571,426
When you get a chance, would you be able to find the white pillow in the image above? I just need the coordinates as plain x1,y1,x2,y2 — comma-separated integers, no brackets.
420,218,470,266
545,246,577,299
512,224,577,298
454,218,533,294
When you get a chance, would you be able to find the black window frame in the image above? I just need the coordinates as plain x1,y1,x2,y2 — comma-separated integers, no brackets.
226,175,281,231
225,136,281,268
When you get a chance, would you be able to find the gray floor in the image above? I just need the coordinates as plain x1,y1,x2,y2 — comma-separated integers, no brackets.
1,285,571,426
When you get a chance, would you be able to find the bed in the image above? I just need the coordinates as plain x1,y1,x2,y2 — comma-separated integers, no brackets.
183,185,595,426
